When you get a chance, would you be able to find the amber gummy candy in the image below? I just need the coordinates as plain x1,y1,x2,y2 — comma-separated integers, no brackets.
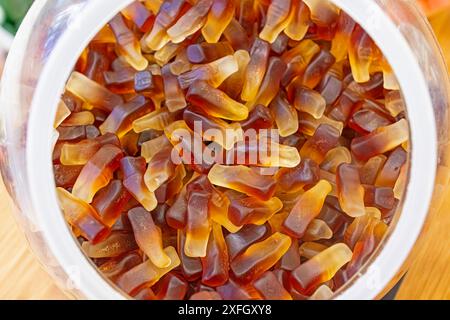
72,144,124,203
128,207,172,268
166,0,213,44
241,38,270,102
276,159,320,193
290,243,352,295
161,64,187,112
300,124,340,164
208,165,277,201
82,232,138,259
121,1,155,33
184,175,213,258
99,96,153,138
201,0,235,43
144,147,176,192
351,119,409,161
183,106,243,150
92,180,131,227
253,271,292,300
270,93,299,137
141,0,187,51
259,0,292,44
116,246,180,294
186,81,248,121
56,188,109,243
228,196,283,227
178,54,239,89
66,72,123,112
59,133,120,166
231,232,291,283
201,223,229,287
336,164,366,218
283,180,332,238
250,57,287,108
187,42,234,64
120,156,158,212
109,14,148,71
177,230,203,281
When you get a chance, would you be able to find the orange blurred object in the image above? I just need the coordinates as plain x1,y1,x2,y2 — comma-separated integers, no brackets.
418,0,450,16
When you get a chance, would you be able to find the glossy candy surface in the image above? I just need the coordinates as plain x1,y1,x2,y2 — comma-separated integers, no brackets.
250,57,287,108
260,0,293,44
349,25,375,83
284,0,310,41
290,243,352,295
282,180,332,238
167,0,214,43
72,144,124,203
54,0,410,300
270,94,298,137
253,271,293,300
162,64,188,112
186,81,248,121
183,106,243,150
121,1,155,33
351,120,409,161
185,175,214,258
92,180,131,227
201,223,230,286
144,147,177,192
141,0,187,51
109,14,148,71
294,87,326,119
202,0,235,43
66,72,123,112
116,246,180,294
276,159,320,193
187,42,234,64
300,124,340,164
128,207,172,268
121,156,158,211
100,96,153,138
231,232,291,283
228,196,283,227
241,38,270,102
221,49,251,100
208,165,277,201
82,232,138,258
179,55,239,89
57,188,109,243
336,164,366,217
59,133,120,166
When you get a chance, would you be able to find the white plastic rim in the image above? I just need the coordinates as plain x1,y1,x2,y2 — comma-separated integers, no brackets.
21,0,436,299
331,0,437,299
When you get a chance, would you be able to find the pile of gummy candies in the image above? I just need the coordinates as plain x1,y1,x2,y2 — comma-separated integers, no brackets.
53,0,409,300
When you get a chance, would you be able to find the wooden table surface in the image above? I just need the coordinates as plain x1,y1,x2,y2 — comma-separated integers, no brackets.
0,7,450,300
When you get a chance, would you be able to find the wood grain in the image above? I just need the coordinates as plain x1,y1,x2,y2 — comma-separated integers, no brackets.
0,176,67,299
0,6,449,300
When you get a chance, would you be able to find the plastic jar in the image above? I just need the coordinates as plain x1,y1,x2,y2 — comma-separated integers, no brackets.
0,0,449,300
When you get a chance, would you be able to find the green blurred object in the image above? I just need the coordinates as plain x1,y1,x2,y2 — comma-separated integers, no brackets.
0,0,34,34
